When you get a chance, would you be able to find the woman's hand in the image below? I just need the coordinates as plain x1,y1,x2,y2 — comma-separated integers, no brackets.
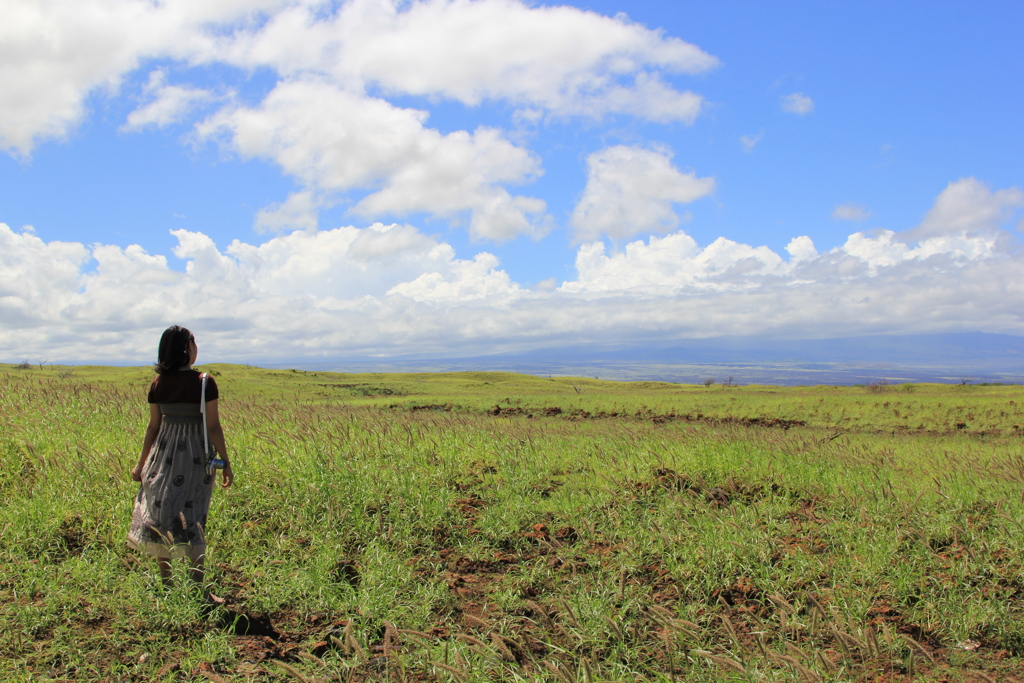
220,463,234,489
131,464,144,482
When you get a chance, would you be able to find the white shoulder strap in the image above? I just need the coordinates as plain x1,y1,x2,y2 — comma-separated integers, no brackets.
200,373,210,457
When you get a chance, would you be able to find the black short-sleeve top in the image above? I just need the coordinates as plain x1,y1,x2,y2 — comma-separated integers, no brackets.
148,370,220,404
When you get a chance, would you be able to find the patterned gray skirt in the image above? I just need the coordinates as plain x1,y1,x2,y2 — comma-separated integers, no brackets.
127,404,215,560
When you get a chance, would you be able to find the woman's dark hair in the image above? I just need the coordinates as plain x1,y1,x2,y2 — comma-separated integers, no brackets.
155,325,194,375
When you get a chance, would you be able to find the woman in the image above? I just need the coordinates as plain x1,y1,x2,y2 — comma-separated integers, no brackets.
127,325,234,589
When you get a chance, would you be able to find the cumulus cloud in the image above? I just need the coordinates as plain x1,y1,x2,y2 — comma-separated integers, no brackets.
781,92,814,115
831,203,872,222
562,188,1011,296
254,191,321,233
570,146,715,242
387,252,520,302
562,233,785,294
0,219,520,359
1,0,717,156
0,226,92,327
122,70,218,131
199,80,548,241
0,0,147,153
0,0,284,154
1,0,722,246
218,222,467,299
904,177,1024,241
3,177,1021,362
223,0,718,121
785,236,818,262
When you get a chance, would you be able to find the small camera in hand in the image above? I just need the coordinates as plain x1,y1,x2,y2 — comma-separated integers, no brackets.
207,458,226,475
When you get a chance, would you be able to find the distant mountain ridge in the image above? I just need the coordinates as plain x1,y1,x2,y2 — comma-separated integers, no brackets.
296,332,1024,386
503,332,1024,367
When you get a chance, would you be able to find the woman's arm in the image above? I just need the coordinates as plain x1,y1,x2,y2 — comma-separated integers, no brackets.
205,399,234,488
132,403,162,482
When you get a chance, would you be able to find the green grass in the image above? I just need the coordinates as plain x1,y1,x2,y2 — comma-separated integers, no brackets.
1,363,1023,682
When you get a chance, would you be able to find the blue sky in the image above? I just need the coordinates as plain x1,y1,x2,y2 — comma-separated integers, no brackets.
1,0,1022,363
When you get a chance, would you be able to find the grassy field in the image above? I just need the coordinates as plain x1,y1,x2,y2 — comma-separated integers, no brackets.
1,363,1023,682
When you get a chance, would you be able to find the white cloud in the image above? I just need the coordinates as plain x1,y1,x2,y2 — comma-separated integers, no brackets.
199,80,548,241
122,70,218,131
1,0,718,155
0,0,286,155
571,146,715,242
0,219,523,359
223,0,718,121
781,92,814,115
0,225,91,327
387,252,520,302
347,222,438,263
740,131,763,153
219,222,462,299
562,233,786,294
572,71,705,124
561,209,1010,297
785,236,818,262
831,203,872,222
0,0,144,154
12,223,381,358
2,179,1024,361
905,177,1024,241
535,278,557,292
1,0,722,248
254,190,321,233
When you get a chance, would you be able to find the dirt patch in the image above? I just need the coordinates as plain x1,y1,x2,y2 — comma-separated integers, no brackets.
440,549,526,623
530,480,563,498
489,405,532,417
553,526,579,545
490,405,808,429
330,559,361,588
54,515,87,560
631,467,792,506
452,495,488,521
218,609,282,639
232,634,286,662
